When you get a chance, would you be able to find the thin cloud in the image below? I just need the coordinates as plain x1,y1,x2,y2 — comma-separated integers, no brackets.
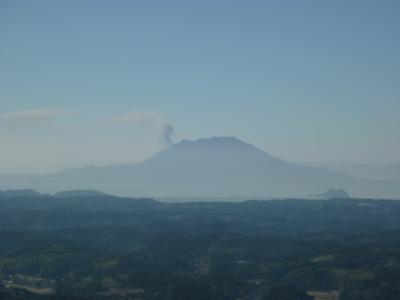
113,111,175,145
1,109,64,122
112,111,160,124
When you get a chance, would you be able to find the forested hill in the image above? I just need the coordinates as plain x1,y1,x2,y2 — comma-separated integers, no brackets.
1,194,400,299
0,193,399,233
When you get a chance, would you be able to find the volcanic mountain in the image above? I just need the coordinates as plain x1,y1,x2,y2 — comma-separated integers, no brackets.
1,137,399,198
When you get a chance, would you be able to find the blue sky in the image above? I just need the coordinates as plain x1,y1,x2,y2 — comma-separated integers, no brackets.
0,0,399,172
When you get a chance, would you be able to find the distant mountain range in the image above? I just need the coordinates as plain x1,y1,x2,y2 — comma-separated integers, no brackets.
0,189,43,198
0,189,110,198
310,188,351,200
1,137,399,199
305,162,400,181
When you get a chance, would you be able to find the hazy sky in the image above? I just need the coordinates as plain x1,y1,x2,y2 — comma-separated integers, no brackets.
0,0,399,173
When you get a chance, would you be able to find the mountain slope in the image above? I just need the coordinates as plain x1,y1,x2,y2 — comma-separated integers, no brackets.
306,162,400,181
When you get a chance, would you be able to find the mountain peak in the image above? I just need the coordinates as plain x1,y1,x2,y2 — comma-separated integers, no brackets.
177,136,247,146
161,136,269,156
145,136,284,168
